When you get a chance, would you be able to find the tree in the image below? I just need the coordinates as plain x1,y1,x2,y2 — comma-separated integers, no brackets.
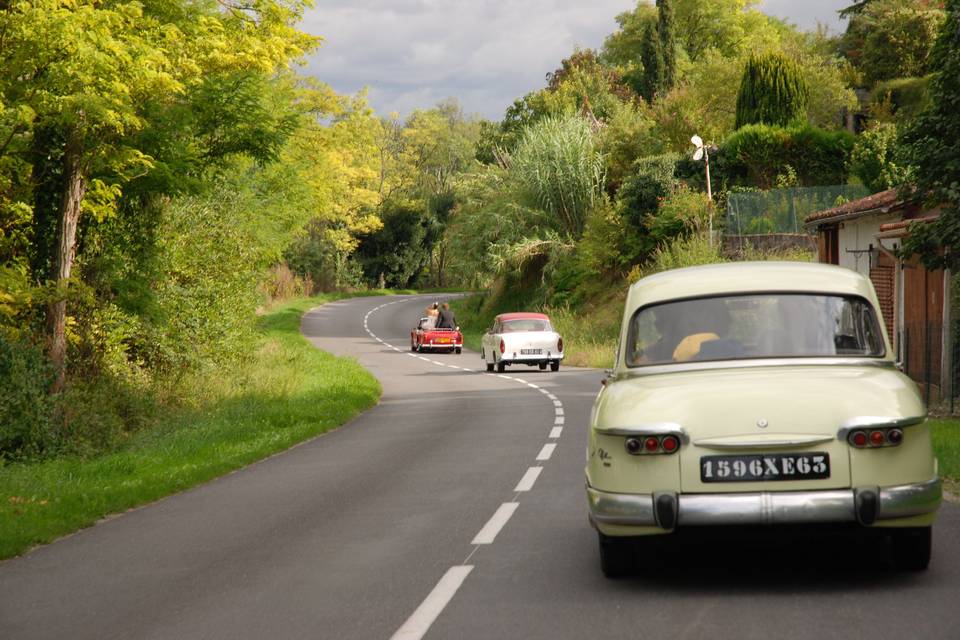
898,0,960,270
735,53,809,129
840,0,946,86
658,0,678,92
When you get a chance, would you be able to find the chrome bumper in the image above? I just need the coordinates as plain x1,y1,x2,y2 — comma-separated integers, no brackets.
587,477,942,528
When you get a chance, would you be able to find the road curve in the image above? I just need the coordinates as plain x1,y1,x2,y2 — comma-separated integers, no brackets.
0,293,957,640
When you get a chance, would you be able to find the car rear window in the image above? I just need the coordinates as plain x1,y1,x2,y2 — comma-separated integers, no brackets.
502,319,552,333
626,293,885,367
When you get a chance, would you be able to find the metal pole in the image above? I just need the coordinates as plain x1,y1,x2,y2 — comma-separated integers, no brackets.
705,148,713,247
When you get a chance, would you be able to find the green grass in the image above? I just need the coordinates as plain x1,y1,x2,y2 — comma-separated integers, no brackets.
931,418,960,489
0,294,382,559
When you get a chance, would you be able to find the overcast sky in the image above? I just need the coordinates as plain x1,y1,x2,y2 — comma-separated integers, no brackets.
299,1,849,121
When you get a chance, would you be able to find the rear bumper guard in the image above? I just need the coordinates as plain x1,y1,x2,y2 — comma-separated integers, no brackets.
587,476,942,528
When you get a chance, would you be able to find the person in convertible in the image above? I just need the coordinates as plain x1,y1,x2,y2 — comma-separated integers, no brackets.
424,302,439,329
436,302,458,329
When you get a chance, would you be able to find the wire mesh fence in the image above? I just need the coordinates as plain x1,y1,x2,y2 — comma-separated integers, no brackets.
726,185,872,235
899,322,960,413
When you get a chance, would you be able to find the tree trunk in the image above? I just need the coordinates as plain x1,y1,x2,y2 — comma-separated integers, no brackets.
47,137,87,393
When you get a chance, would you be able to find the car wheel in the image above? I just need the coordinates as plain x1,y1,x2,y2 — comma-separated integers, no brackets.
455,347,462,354
496,360,505,373
538,362,547,370
598,533,634,578
550,360,560,371
891,527,932,571
410,342,416,352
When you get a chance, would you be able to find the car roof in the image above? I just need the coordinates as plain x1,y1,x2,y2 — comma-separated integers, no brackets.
627,261,877,309
496,312,550,322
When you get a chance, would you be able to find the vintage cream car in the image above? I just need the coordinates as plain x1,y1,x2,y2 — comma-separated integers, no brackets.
587,262,942,576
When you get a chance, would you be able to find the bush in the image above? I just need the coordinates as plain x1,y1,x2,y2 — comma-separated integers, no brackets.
721,123,855,189
848,122,909,193
0,336,54,460
871,76,933,122
618,153,679,228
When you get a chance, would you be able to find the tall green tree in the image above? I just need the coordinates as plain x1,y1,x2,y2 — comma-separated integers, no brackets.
735,53,809,128
657,0,678,92
898,0,960,270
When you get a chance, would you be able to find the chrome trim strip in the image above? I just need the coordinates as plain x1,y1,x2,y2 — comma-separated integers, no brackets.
879,477,942,519
595,422,688,444
693,434,835,449
586,486,655,526
837,415,926,440
587,477,941,528
611,357,896,380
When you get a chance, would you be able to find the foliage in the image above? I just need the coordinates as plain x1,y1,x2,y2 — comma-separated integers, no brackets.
0,336,54,460
618,153,679,229
542,50,636,122
720,123,855,189
899,0,960,271
870,76,934,122
658,0,678,91
735,53,809,129
510,116,605,238
355,200,432,288
596,102,659,192
848,122,909,192
841,0,946,87
0,295,381,559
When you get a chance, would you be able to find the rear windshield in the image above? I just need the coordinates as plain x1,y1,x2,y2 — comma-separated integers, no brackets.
502,319,552,333
626,294,885,367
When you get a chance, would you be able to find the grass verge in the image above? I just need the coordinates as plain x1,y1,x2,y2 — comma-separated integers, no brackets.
931,418,960,496
0,294,381,560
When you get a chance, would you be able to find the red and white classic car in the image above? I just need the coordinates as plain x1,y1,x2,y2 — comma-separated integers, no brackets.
410,317,463,354
481,312,564,372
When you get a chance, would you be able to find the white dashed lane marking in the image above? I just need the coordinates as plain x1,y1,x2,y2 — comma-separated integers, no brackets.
514,467,543,492
471,502,519,545
389,565,474,640
536,443,556,461
358,295,567,640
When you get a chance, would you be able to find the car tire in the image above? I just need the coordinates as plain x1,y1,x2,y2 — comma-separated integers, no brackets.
496,360,506,373
410,342,416,352
550,360,560,371
455,347,462,354
891,527,932,571
598,533,634,578
539,362,547,370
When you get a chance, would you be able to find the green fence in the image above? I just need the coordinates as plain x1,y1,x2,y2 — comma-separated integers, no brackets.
726,185,871,235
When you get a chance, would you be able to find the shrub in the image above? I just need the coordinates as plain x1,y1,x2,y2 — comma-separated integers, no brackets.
721,123,855,189
871,76,933,122
848,122,909,193
618,153,679,228
0,336,54,460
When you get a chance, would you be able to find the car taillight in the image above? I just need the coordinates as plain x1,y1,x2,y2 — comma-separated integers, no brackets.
499,339,505,354
848,428,903,448
624,435,682,456
557,337,563,352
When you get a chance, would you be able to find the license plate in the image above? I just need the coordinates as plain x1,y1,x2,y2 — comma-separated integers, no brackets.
700,452,830,483
437,338,450,343
520,348,542,355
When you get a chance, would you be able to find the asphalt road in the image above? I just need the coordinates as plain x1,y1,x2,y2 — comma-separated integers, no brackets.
1,293,958,640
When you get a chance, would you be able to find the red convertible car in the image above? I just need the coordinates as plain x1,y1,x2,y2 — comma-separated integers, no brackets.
411,317,463,353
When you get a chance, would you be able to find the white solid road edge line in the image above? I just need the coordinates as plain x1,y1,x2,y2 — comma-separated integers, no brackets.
471,502,519,545
536,443,556,461
514,466,543,492
389,565,474,640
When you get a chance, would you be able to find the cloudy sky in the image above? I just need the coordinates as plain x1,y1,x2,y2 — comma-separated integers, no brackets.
299,1,849,121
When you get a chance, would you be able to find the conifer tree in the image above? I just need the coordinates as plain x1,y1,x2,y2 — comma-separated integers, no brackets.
639,22,664,102
657,0,677,92
734,53,809,129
